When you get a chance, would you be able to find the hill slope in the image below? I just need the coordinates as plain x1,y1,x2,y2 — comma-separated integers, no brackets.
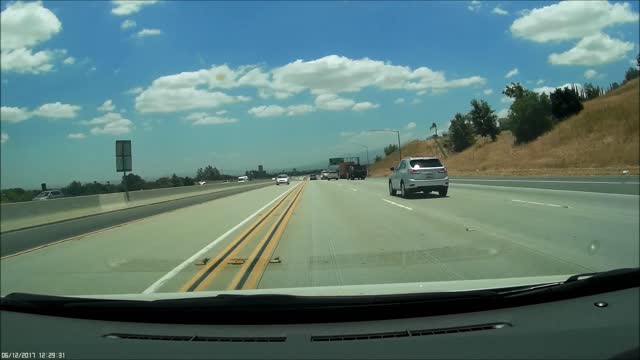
369,78,639,177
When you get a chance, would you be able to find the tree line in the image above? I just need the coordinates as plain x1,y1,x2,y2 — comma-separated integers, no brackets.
445,59,639,152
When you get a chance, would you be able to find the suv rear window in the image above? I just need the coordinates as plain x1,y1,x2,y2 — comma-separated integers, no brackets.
409,159,442,168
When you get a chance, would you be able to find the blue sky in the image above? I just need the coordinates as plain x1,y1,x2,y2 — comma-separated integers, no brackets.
1,0,639,188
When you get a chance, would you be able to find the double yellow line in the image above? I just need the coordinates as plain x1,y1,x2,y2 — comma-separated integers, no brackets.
180,182,306,292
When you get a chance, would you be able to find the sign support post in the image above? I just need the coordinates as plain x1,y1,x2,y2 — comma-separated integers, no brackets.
115,140,132,202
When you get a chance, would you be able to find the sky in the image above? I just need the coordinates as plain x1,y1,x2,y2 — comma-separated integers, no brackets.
1,0,639,188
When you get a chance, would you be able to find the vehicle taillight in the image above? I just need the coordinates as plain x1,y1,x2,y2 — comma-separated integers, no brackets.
438,167,447,173
408,169,416,174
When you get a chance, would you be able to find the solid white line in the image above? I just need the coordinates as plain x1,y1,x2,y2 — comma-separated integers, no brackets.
452,178,639,185
142,183,301,294
382,199,413,210
512,199,568,208
453,182,639,197
351,188,358,192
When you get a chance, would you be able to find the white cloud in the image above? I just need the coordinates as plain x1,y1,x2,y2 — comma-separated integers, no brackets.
32,102,81,118
1,47,55,74
67,133,86,139
505,68,519,78
416,90,428,96
536,79,545,85
406,122,417,130
126,87,144,95
394,98,405,104
511,1,638,43
0,1,61,50
247,104,314,118
112,0,159,16
468,1,481,12
248,105,286,118
136,88,241,113
1,106,31,123
121,19,136,30
315,93,355,111
352,102,379,112
492,7,508,16
584,69,598,79
183,112,238,126
411,98,422,104
270,55,485,96
631,58,639,67
1,132,8,144
0,2,65,74
533,83,583,95
83,113,133,135
549,33,634,66
62,56,75,65
216,110,228,115
135,28,162,38
286,104,315,116
497,108,509,118
90,66,96,71
501,96,514,104
483,88,493,95
97,99,115,112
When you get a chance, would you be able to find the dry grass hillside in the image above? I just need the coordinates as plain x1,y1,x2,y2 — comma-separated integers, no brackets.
369,78,639,177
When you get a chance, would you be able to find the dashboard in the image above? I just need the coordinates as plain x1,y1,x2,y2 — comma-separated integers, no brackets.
1,287,638,359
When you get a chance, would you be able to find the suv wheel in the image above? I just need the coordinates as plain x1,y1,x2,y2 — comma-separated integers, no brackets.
439,187,448,197
389,182,395,196
400,182,407,198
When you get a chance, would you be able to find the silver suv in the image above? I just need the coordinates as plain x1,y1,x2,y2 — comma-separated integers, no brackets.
388,157,449,197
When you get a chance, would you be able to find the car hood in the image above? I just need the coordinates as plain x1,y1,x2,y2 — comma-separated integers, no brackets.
70,274,572,301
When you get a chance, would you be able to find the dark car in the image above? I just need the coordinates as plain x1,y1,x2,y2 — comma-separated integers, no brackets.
310,174,318,180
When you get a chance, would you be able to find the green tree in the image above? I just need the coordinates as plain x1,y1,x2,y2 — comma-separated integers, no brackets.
502,82,528,100
122,173,146,191
64,181,84,196
583,83,601,100
448,113,475,152
170,173,183,187
203,165,221,180
624,67,639,83
509,92,553,144
550,87,583,121
182,176,195,186
469,99,500,141
195,168,205,181
374,155,382,163
384,144,398,156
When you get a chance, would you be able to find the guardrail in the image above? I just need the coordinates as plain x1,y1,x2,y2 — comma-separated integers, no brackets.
0,180,272,233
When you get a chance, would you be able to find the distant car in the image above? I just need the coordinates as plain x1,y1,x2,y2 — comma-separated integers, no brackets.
276,174,290,185
238,176,248,183
310,174,318,180
389,157,449,198
32,190,64,201
198,181,206,186
320,170,328,180
325,171,339,180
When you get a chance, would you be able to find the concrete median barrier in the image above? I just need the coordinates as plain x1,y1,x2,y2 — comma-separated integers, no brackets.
1,181,271,233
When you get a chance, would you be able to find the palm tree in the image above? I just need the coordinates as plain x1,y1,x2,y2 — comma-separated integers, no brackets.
430,122,438,137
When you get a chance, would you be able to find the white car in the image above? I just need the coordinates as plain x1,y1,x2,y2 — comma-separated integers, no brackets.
198,181,206,186
275,174,290,185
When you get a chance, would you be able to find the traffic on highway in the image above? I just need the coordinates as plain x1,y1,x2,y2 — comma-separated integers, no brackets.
1,1,639,359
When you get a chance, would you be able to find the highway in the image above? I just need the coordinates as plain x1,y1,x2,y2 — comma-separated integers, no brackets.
1,177,638,296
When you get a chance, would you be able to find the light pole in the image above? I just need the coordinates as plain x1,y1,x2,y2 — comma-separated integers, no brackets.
351,143,369,165
369,129,402,162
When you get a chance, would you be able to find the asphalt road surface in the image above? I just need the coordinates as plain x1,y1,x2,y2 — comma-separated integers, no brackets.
451,176,639,195
1,177,638,296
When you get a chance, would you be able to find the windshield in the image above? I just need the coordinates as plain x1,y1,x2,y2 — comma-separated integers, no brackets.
0,1,638,307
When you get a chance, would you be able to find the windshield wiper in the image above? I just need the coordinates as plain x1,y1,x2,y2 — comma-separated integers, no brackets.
1,268,637,325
